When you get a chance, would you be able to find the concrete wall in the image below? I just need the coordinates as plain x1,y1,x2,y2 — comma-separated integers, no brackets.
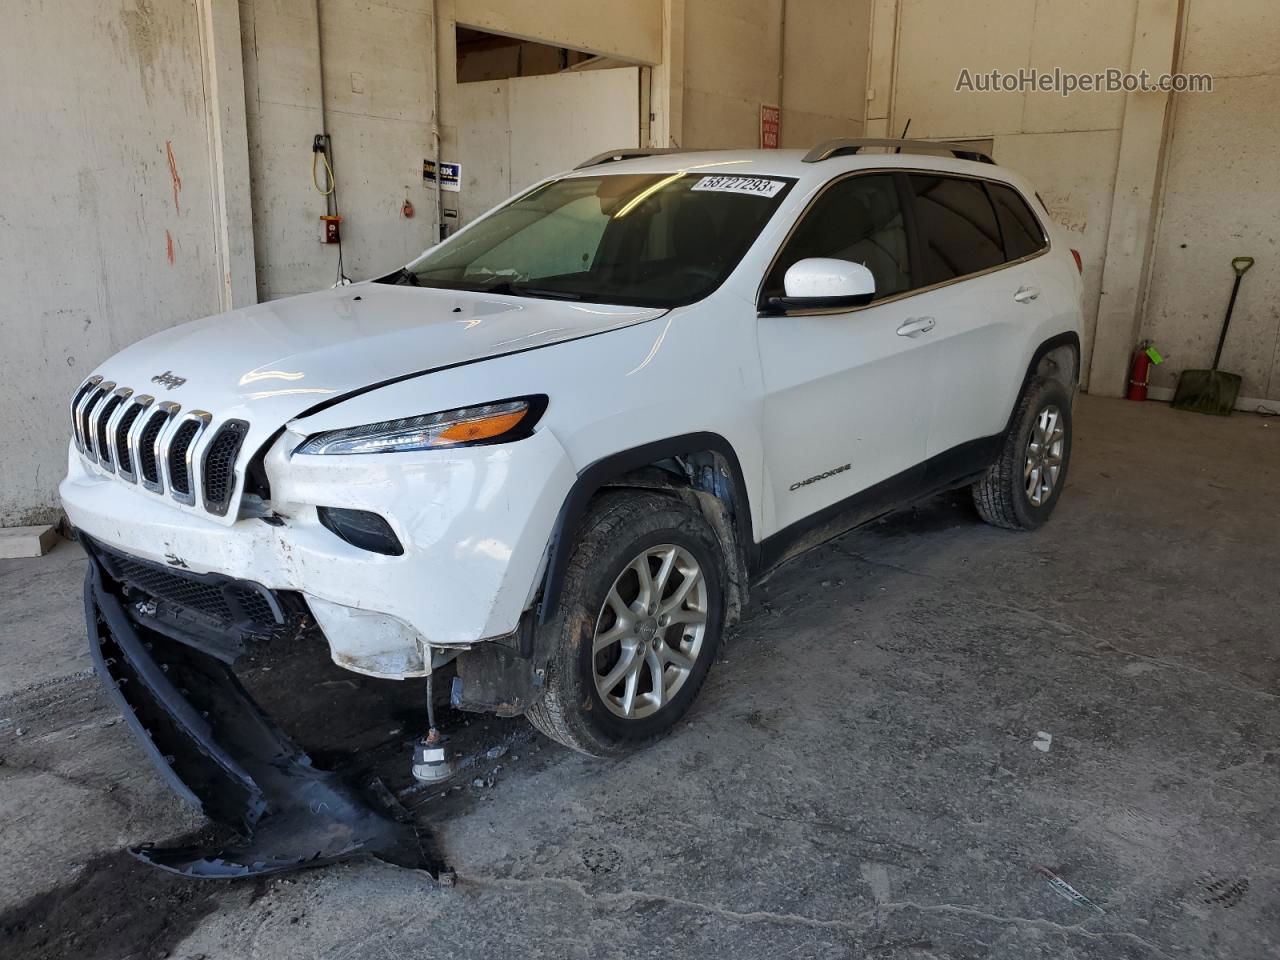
780,0,871,147
682,0,784,148
1141,0,1280,407
0,0,232,526
434,0,642,225
454,0,662,64
681,0,869,150
240,0,658,300
447,67,642,220
240,0,441,299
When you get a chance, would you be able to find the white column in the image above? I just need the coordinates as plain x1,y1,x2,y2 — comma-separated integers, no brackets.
197,0,257,309
1087,0,1181,395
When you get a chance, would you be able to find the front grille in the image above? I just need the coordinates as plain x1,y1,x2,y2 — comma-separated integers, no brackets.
92,539,287,636
79,385,109,459
95,394,126,467
202,420,249,515
114,402,144,474
167,419,203,496
70,374,251,516
69,378,100,452
138,409,168,485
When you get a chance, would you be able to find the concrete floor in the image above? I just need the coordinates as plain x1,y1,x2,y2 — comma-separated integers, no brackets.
2,394,1278,959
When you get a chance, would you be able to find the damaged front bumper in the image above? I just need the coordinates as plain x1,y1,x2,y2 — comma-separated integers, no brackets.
60,423,577,679
83,540,438,878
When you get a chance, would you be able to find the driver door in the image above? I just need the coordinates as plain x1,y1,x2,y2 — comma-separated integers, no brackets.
756,172,936,541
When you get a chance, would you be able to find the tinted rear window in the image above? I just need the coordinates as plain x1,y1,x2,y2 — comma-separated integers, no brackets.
989,183,1048,261
908,175,1004,284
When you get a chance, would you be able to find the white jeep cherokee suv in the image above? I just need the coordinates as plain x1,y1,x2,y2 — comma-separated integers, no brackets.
63,139,1081,768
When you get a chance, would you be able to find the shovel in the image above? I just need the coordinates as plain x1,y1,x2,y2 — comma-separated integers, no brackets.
1171,256,1255,416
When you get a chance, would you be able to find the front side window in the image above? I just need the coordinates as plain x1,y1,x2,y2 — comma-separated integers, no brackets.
395,172,795,308
762,174,911,303
908,174,1004,285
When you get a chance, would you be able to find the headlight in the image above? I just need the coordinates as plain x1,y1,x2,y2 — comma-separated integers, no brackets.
294,396,545,455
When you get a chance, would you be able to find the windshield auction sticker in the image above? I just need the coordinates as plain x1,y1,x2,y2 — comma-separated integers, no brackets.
692,175,786,197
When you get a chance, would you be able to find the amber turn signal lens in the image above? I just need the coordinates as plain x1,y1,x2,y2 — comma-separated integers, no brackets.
433,409,528,445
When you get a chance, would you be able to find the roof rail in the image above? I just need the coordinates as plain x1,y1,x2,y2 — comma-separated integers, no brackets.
803,138,994,165
575,147,691,169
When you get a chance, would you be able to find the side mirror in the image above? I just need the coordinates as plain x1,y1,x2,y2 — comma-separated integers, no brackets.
769,258,876,311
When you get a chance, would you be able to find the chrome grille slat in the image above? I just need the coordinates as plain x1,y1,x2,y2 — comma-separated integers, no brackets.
140,402,181,493
96,388,132,474
70,376,102,452
78,387,103,458
81,386,115,468
162,410,211,506
201,420,249,516
71,378,247,517
116,394,154,483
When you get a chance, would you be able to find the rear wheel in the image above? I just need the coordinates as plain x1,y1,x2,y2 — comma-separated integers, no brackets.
526,492,726,757
972,376,1073,530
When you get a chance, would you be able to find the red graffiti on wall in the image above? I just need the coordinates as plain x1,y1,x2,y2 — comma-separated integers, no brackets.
165,140,182,214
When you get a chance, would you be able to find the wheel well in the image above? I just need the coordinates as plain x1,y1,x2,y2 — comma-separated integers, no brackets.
999,332,1081,446
601,453,749,625
1036,341,1079,395
539,437,753,628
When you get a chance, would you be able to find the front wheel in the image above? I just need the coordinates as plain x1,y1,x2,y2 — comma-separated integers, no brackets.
525,492,726,757
972,375,1073,530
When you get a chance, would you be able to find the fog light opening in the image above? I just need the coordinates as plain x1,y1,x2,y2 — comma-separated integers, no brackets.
317,507,404,556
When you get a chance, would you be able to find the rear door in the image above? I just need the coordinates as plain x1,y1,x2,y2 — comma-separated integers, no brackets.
905,174,1052,470
756,173,936,538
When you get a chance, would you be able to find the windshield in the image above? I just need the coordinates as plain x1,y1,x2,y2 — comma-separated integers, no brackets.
391,172,795,307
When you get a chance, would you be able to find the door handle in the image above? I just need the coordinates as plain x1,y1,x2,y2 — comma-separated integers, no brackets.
1014,285,1041,303
896,317,936,337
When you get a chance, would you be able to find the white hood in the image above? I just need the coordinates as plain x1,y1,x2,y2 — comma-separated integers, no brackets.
91,283,664,438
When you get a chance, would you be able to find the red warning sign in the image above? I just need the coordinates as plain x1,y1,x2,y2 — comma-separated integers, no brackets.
760,104,780,149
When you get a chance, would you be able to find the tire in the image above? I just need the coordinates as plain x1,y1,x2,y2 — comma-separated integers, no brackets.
972,376,1073,531
525,491,727,757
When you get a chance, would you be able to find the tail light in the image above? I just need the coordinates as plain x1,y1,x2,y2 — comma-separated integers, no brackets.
1070,249,1083,274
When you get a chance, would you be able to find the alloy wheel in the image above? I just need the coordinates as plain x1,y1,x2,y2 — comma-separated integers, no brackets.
592,544,708,720
1024,404,1065,506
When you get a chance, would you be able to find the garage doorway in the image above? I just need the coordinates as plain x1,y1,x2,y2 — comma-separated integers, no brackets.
450,27,643,224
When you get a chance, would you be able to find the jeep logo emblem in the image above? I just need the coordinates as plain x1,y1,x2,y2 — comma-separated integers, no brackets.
151,370,187,390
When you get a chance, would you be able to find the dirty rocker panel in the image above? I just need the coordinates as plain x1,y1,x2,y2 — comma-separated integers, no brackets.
758,433,1002,571
538,427,1008,620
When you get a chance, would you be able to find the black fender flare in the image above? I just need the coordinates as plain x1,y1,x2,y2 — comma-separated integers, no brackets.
538,432,754,622
1003,331,1081,436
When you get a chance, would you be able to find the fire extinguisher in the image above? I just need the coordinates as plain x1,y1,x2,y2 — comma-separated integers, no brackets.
1128,340,1163,401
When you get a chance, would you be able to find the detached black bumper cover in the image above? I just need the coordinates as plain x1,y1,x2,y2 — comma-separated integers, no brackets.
84,555,434,879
